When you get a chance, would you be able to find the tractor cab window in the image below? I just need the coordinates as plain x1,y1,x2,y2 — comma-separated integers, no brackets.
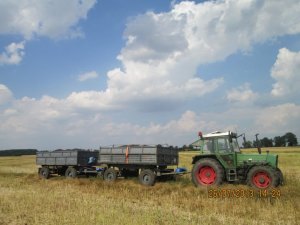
231,138,240,152
216,137,232,153
202,139,214,153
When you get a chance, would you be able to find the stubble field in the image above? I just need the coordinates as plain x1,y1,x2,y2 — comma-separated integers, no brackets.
0,147,299,225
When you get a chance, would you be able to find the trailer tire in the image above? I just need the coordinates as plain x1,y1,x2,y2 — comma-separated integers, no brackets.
139,169,156,186
65,167,77,179
103,168,117,182
192,158,224,187
247,166,278,189
39,167,50,179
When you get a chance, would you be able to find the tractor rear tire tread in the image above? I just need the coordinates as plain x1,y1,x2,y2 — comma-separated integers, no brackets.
192,158,224,187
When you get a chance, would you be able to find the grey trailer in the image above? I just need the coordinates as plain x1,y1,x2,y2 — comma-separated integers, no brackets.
36,149,99,179
98,145,178,166
98,145,179,186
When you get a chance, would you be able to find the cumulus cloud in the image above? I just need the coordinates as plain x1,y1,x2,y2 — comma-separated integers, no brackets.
1,86,300,148
0,98,216,148
64,0,300,112
0,0,96,66
77,71,99,82
0,84,13,104
227,83,258,103
255,103,300,134
0,0,97,40
2,0,300,148
271,48,300,97
0,41,25,65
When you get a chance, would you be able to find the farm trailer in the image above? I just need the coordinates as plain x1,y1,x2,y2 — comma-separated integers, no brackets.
36,145,183,186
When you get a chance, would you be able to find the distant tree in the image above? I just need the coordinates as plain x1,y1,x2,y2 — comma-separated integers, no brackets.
188,144,194,151
182,144,188,151
260,137,273,147
284,132,298,146
242,141,253,148
273,136,286,147
0,149,37,157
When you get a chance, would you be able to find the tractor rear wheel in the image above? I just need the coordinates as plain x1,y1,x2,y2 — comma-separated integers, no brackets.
247,166,278,189
192,158,224,187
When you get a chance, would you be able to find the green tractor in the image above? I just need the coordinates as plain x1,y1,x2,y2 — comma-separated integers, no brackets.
191,131,284,189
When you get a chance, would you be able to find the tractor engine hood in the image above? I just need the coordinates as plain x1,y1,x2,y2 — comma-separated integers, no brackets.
237,153,278,168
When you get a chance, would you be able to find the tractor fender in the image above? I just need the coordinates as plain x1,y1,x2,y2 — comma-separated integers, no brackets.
192,155,219,164
244,162,270,175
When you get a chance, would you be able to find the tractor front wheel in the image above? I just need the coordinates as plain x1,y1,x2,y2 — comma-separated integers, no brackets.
247,166,278,189
192,158,224,187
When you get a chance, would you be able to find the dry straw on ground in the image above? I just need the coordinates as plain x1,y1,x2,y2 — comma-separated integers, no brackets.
0,148,299,225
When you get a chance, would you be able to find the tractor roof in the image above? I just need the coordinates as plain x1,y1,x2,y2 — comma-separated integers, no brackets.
191,131,238,146
203,131,237,138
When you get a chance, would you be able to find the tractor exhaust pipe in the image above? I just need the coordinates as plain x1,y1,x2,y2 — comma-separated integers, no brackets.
255,133,261,154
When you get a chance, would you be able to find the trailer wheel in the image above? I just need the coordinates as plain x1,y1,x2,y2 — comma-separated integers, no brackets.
192,158,224,187
65,167,77,179
247,166,278,189
39,167,50,179
103,168,117,182
139,169,156,186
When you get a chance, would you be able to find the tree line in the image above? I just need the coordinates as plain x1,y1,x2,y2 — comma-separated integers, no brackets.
243,132,298,148
0,149,37,157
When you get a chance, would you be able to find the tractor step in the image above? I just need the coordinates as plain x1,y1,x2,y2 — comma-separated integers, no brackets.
227,169,238,181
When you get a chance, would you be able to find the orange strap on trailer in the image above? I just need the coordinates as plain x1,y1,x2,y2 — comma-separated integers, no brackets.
125,146,129,164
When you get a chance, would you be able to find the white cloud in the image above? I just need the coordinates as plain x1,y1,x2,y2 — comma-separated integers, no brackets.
0,84,13,104
0,0,97,40
255,103,300,134
77,71,99,82
1,86,300,148
0,0,96,66
67,0,300,112
271,48,300,97
1,0,300,148
0,41,25,65
227,83,258,103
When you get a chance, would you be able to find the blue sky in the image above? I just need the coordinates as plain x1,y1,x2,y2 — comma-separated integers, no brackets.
0,0,300,149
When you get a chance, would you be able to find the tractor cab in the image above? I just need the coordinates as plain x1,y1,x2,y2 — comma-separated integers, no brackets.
192,131,240,154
